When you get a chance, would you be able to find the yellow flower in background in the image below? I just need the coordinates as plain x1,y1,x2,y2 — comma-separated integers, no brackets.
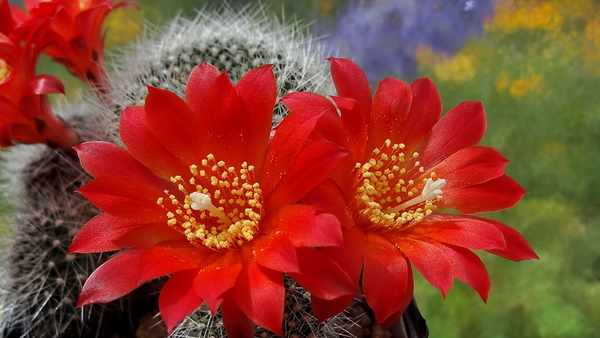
488,0,598,35
316,0,334,16
487,0,563,34
584,18,600,74
104,7,140,49
495,70,509,93
509,74,543,97
495,70,543,98
416,45,476,83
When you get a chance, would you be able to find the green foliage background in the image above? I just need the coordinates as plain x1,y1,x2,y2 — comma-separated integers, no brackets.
6,0,600,337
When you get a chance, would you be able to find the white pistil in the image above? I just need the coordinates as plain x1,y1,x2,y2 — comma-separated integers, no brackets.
190,192,232,226
387,178,447,213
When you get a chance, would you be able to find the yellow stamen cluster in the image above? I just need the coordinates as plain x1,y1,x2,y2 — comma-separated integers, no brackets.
0,59,12,84
157,153,263,251
353,139,445,231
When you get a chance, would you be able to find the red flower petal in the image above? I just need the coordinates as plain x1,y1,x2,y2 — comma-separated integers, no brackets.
281,94,350,165
236,64,277,170
439,174,526,214
262,204,343,248
331,96,368,162
69,213,182,253
367,78,413,152
435,243,491,301
78,175,166,222
159,269,204,334
120,105,189,179
425,146,508,188
235,261,284,335
482,217,539,261
185,63,221,114
75,5,112,50
261,106,329,197
398,78,442,154
193,252,243,313
27,74,65,95
138,242,208,282
0,0,17,35
0,98,28,125
77,249,144,306
281,91,334,112
412,214,506,251
198,72,251,165
311,294,355,322
329,57,372,115
362,233,413,323
144,86,206,167
220,290,256,338
395,237,453,297
252,232,299,273
8,123,46,144
308,179,354,230
418,101,486,169
320,225,367,286
266,140,346,212
76,141,171,191
288,248,356,301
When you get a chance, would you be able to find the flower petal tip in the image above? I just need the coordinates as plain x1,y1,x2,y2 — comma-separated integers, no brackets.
75,293,92,308
66,245,77,255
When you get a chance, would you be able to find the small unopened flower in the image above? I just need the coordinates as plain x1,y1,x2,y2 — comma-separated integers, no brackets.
283,57,538,327
70,63,355,336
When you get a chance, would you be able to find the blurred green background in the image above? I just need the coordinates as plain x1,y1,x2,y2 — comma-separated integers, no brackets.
8,0,600,337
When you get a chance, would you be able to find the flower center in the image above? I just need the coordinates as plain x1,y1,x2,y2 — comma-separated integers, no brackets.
156,153,263,251
352,139,446,231
0,59,12,84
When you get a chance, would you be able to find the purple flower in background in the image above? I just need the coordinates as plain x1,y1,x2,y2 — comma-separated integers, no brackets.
321,0,495,81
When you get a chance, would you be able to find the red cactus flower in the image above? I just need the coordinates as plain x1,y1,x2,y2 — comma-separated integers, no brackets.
282,58,539,327
0,0,79,150
70,63,355,336
14,0,137,89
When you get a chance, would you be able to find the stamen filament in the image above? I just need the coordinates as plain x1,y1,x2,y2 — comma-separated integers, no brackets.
388,178,446,213
190,192,232,226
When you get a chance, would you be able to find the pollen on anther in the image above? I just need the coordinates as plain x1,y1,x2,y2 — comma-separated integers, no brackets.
353,139,447,231
158,155,265,251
